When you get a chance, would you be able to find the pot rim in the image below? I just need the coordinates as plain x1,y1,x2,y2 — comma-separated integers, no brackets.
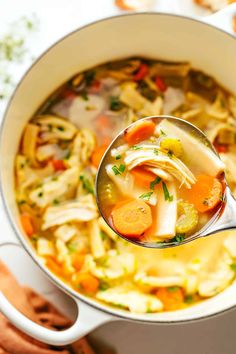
1,11,236,324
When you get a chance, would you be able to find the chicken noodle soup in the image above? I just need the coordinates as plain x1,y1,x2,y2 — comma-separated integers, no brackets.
97,117,226,244
15,57,236,313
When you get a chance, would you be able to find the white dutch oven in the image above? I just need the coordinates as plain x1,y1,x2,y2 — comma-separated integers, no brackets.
0,5,236,346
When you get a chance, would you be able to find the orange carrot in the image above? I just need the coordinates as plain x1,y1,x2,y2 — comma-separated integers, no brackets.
75,273,99,293
52,159,66,171
20,214,34,237
46,257,62,275
91,144,109,168
124,120,156,145
131,167,157,189
95,115,111,129
72,254,85,271
115,0,134,10
156,287,184,311
111,199,152,237
186,175,223,213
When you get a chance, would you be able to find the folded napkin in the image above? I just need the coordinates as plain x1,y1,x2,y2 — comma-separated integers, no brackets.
0,260,95,354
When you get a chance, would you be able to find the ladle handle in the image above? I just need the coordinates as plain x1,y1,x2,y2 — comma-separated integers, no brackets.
203,187,236,237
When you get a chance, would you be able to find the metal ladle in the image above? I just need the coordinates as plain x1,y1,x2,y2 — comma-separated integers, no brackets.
96,116,236,249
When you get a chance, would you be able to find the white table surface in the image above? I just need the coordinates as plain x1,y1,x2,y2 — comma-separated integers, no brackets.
0,1,235,353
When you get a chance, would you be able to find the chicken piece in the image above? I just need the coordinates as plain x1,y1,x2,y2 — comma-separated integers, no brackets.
29,167,79,208
42,200,97,230
157,119,225,177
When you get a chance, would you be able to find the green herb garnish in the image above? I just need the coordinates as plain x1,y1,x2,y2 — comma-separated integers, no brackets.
110,96,124,111
99,281,110,291
79,175,94,194
53,199,60,205
38,191,43,198
184,295,194,304
80,91,89,101
171,233,185,243
139,191,153,201
160,129,166,136
131,145,141,150
112,164,126,175
67,242,78,253
100,231,107,240
115,154,122,160
57,126,65,131
167,286,180,293
84,70,95,85
162,182,173,202
230,264,236,272
153,148,159,155
150,176,161,190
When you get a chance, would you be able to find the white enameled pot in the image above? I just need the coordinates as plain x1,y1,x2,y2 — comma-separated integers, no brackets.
0,4,236,346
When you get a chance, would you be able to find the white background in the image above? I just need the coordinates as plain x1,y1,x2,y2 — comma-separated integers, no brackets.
0,1,235,353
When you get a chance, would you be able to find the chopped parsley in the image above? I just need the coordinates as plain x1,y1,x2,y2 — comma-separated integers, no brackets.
171,233,185,243
80,91,89,101
112,164,126,175
100,231,107,240
150,176,161,190
230,263,236,272
67,242,78,253
53,199,60,205
160,129,166,136
110,96,124,111
99,281,110,291
131,145,141,150
79,175,94,194
57,126,65,131
84,70,95,85
139,191,153,201
115,154,122,160
184,295,194,304
167,286,180,293
18,200,26,205
153,148,159,155
162,182,173,202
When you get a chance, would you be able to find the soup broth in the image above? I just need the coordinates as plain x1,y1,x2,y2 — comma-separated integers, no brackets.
15,57,236,313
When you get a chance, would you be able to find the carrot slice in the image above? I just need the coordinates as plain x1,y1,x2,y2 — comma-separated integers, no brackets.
52,159,66,171
131,167,157,189
75,273,99,293
124,120,156,145
156,287,184,311
186,175,223,213
91,144,109,168
72,254,85,271
111,199,152,237
20,214,34,237
46,257,62,275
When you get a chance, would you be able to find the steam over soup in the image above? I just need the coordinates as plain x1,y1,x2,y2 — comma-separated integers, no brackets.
15,58,236,313
97,117,225,243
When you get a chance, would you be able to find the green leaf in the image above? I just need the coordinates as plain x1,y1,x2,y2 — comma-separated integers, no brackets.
112,164,126,175
153,148,159,155
131,145,141,150
167,286,180,293
79,175,94,194
171,233,185,243
150,176,161,190
162,182,173,202
110,96,124,111
139,191,153,201
115,154,121,160
184,295,194,304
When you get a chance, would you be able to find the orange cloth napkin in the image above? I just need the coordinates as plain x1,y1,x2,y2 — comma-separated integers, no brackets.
0,261,95,354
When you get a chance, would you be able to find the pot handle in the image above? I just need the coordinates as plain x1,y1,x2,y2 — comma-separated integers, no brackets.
202,3,236,34
0,242,112,346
